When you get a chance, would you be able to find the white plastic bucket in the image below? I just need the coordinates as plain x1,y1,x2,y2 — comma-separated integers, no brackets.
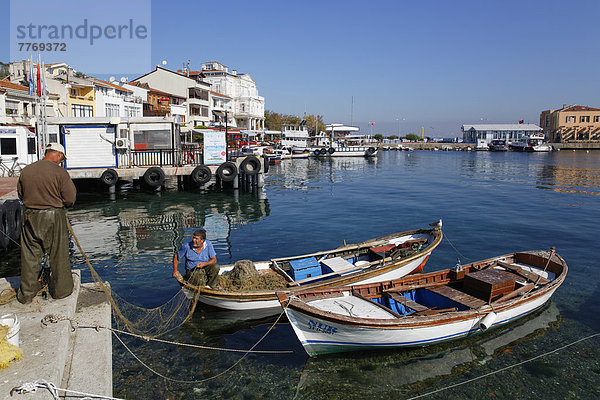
0,313,20,347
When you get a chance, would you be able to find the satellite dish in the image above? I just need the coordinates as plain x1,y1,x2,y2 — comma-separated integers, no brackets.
109,76,116,82
120,77,127,83
162,60,167,66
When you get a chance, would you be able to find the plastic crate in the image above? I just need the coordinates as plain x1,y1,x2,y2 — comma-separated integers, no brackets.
289,257,321,281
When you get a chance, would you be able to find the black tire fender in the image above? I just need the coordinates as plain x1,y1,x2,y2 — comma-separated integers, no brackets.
328,147,335,154
240,156,261,176
313,149,321,156
263,156,270,173
190,165,212,185
0,203,10,249
4,200,23,242
100,168,119,186
366,147,376,156
320,148,328,155
216,161,238,182
143,167,166,188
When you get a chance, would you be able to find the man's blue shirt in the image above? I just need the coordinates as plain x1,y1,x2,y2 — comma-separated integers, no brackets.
177,240,216,271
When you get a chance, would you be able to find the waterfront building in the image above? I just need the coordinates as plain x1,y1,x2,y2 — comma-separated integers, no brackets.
91,79,143,118
540,104,600,143
0,79,37,126
133,66,211,130
461,124,542,145
194,61,264,131
210,90,234,128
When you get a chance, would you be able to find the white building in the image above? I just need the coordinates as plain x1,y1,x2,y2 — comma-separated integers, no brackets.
462,124,543,145
133,66,211,129
196,61,264,131
280,124,310,148
92,79,143,118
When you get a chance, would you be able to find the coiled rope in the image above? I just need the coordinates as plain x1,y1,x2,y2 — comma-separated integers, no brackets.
10,379,123,400
406,331,600,400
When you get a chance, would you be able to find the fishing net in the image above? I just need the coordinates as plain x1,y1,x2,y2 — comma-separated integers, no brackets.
68,222,200,339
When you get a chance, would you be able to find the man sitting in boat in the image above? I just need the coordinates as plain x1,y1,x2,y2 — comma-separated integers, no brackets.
172,229,219,288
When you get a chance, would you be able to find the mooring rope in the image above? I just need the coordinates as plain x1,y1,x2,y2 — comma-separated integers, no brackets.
112,301,291,384
406,331,600,400
10,379,124,400
442,231,471,262
40,313,293,355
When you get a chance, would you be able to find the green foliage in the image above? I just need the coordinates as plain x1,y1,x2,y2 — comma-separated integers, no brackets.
389,135,398,140
374,134,384,142
0,62,9,80
264,110,326,133
405,133,420,141
74,71,87,78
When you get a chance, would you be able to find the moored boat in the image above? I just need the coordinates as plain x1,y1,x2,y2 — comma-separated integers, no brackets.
489,139,508,151
182,225,443,313
509,133,552,152
278,249,566,357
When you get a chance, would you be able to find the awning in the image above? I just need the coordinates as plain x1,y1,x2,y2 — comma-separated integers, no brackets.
212,110,225,116
240,130,258,136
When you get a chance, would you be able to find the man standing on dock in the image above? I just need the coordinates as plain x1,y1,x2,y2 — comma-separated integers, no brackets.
173,229,219,288
16,143,76,304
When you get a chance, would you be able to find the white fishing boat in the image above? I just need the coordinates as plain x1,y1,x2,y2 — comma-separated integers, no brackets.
509,133,552,152
182,225,443,313
278,249,567,357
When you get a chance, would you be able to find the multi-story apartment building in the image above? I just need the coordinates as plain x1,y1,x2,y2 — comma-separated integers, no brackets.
195,61,264,131
133,66,211,129
92,79,143,118
540,104,600,143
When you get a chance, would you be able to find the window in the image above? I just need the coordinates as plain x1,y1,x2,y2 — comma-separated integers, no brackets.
545,115,550,127
566,116,576,123
595,116,600,123
5,100,19,115
188,88,208,101
105,103,120,117
201,106,208,117
27,138,36,154
581,115,590,123
70,88,79,96
96,86,108,95
71,104,93,117
0,138,17,155
124,105,140,117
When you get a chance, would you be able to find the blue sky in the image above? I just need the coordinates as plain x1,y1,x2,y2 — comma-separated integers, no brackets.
2,0,600,136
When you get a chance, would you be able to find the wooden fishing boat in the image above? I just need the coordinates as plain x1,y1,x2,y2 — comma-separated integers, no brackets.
182,226,443,313
277,249,567,357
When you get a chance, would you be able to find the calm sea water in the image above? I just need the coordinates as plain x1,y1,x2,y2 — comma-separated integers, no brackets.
3,150,600,399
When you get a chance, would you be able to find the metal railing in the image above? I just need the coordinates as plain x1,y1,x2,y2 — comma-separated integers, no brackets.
124,149,204,167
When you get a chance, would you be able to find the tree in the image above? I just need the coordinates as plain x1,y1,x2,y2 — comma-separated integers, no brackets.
405,133,420,141
374,134,384,142
0,63,8,80
389,135,398,140
264,110,325,132
304,114,327,134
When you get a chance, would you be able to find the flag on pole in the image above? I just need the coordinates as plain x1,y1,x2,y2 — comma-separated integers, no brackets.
28,55,34,96
36,57,41,97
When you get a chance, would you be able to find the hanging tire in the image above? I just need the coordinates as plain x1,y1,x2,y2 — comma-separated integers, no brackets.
4,200,23,242
313,149,321,157
366,147,376,156
328,148,335,155
143,167,165,188
263,156,270,173
100,168,119,186
216,162,238,182
0,203,9,249
240,156,261,176
320,148,328,155
190,165,211,185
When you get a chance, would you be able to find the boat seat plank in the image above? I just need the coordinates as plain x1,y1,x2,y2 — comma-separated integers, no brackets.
385,292,429,312
427,285,487,309
496,261,550,284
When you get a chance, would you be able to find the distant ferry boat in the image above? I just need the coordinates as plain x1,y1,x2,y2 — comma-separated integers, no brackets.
509,133,552,152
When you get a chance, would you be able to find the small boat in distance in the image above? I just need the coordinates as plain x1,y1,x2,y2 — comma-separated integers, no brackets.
475,139,489,151
489,139,509,151
182,225,443,314
278,249,566,357
509,133,552,152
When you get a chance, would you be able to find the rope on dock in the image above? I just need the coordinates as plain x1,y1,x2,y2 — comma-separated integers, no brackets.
10,379,124,400
406,331,600,400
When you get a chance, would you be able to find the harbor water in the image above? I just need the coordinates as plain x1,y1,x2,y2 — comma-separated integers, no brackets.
1,150,599,399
